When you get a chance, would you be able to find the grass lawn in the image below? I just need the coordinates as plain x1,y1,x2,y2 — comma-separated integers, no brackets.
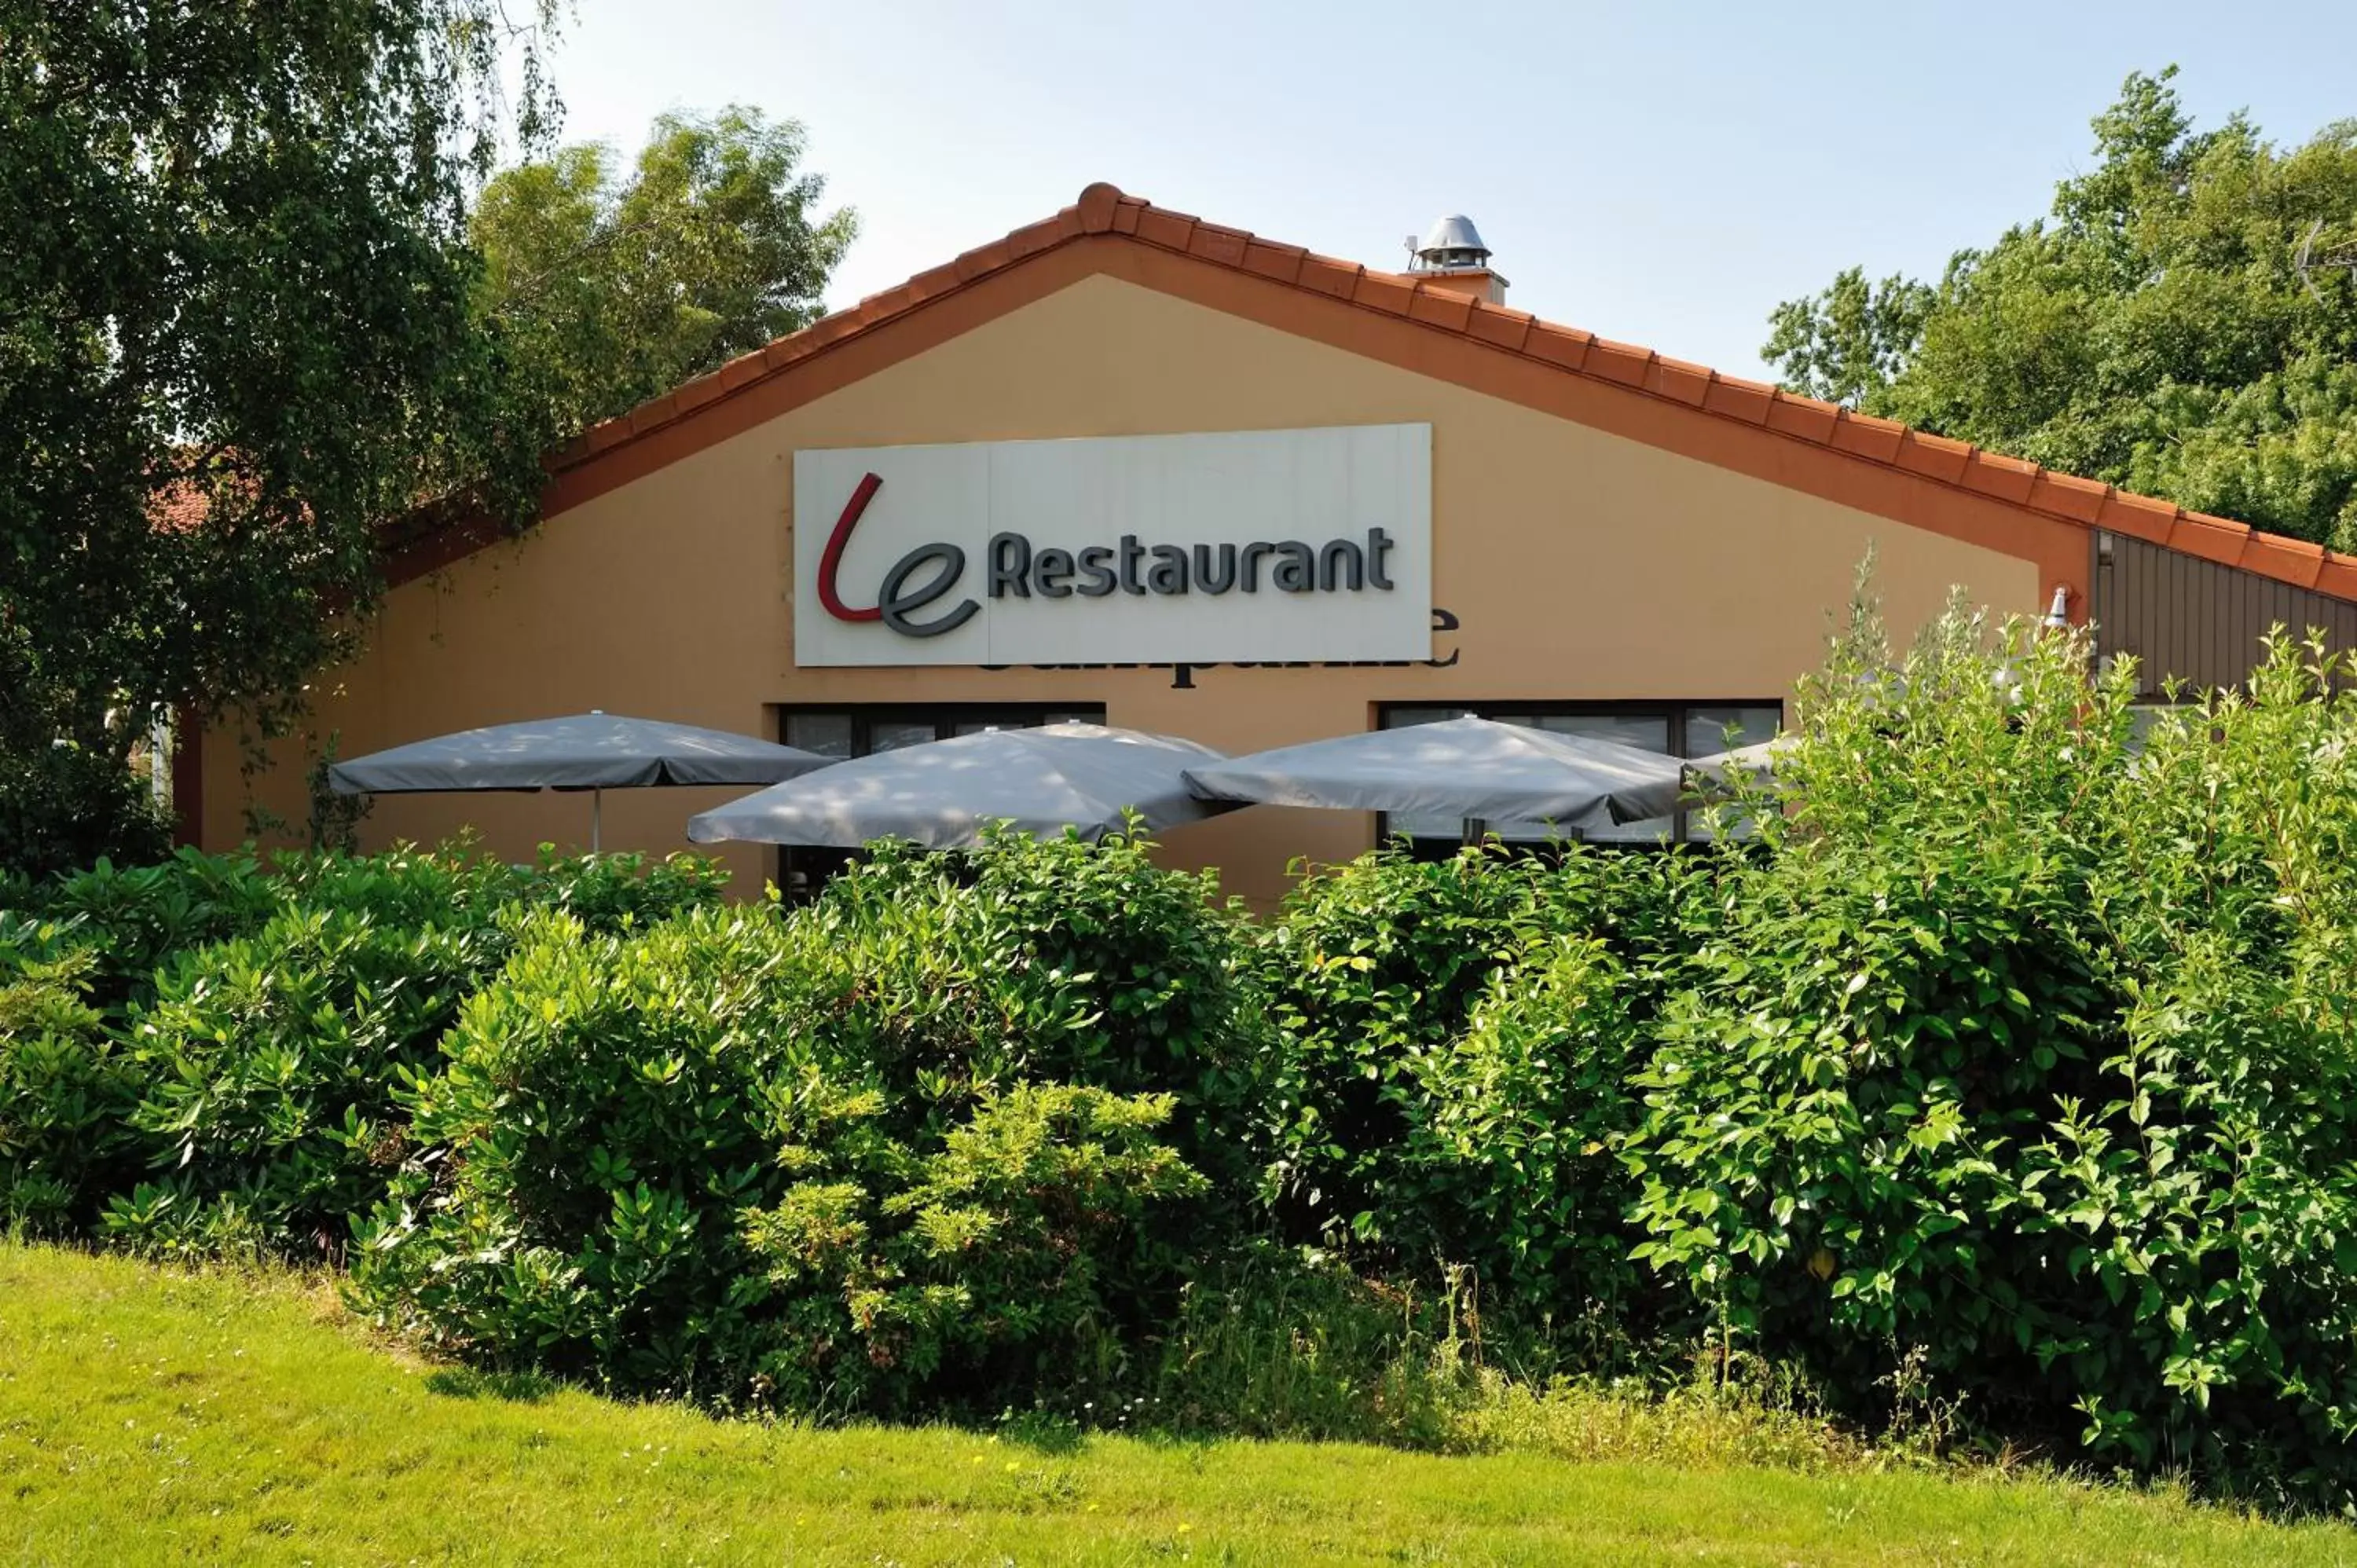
2,1244,2351,1566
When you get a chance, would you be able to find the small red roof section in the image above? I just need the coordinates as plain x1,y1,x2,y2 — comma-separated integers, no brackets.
152,481,211,533
492,181,2357,606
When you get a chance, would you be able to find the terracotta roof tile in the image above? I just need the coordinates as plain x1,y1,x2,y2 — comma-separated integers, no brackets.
1131,205,1196,252
1242,240,1307,284
717,350,771,391
1585,338,1654,388
1187,221,1252,269
672,371,727,416
1523,323,1593,373
1827,409,1907,464
1892,430,1974,486
2241,531,2326,587
2168,510,2253,566
1464,302,1534,353
625,393,680,437
1295,255,1362,300
1076,181,1122,233
1701,376,1775,425
1765,391,1841,445
858,282,915,320
2315,557,2357,600
1406,285,1475,332
952,236,1015,281
1650,357,1715,408
1959,449,2039,506
517,179,2357,609
1350,271,1415,317
151,478,213,533
2027,469,2110,525
799,311,864,350
1005,212,1072,261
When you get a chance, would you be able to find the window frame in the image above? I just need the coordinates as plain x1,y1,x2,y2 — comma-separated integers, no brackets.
777,702,1110,760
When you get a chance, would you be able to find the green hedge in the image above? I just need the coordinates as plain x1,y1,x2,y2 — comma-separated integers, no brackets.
348,833,1251,1413
13,609,2357,1508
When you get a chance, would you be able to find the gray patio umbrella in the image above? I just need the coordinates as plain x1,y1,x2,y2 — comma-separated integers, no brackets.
327,711,834,851
1179,715,1683,834
685,723,1233,850
1609,736,1794,822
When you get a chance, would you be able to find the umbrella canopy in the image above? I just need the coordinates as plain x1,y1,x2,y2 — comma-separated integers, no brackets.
1181,716,1683,829
686,723,1233,851
1610,735,1794,822
327,712,834,852
326,713,830,795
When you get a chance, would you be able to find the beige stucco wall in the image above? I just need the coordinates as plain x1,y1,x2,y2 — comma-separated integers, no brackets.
207,272,2039,907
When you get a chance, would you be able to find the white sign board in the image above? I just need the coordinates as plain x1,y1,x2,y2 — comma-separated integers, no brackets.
793,425,1431,667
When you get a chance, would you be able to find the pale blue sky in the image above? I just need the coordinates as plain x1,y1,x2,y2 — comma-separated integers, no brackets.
543,2,2355,379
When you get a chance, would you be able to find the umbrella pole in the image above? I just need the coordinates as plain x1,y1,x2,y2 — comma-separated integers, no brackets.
592,788,602,854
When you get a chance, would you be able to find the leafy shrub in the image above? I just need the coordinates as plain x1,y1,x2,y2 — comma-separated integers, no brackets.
352,901,1209,1415
506,843,732,931
1408,935,1654,1332
108,907,507,1257
0,915,144,1233
96,844,728,1258
2033,638,2357,1504
12,840,729,1021
801,829,1270,1192
16,847,280,1014
349,907,809,1395
743,1082,1207,1412
1255,848,1691,1272
1622,606,2357,1508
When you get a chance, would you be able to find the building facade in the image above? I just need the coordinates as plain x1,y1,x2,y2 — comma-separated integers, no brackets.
189,183,2357,907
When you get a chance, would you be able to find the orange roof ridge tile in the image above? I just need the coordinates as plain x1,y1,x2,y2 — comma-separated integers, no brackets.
525,179,2357,607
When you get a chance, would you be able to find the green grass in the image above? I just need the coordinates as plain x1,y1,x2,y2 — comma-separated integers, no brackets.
2,1244,2351,1566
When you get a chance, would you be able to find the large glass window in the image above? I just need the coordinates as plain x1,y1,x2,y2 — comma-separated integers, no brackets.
783,705,1107,760
1376,702,1782,850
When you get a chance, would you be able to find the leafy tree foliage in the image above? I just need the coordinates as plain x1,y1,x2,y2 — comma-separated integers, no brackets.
1765,68,2357,546
0,2,563,874
472,107,856,436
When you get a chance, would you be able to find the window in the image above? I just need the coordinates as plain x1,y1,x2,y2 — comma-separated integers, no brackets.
782,704,1107,759
1376,701,1782,851
769,704,1109,899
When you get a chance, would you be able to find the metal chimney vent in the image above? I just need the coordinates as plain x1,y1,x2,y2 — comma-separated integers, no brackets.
1407,214,1493,273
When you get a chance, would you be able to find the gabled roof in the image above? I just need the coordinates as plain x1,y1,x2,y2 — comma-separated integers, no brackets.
390,181,2357,605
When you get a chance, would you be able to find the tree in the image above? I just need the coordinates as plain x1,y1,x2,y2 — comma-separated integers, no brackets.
1765,68,2357,547
471,108,856,436
0,2,563,876
1762,269,1934,412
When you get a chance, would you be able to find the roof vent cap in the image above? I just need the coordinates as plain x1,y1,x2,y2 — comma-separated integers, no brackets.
1409,214,1492,273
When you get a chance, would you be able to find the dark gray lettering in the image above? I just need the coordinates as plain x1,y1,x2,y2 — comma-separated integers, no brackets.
879,544,978,637
1193,543,1237,593
1075,545,1117,596
1118,533,1147,595
1033,547,1076,597
1365,527,1396,590
1271,540,1315,593
986,532,1031,599
1146,544,1189,594
1239,540,1277,592
1318,538,1364,591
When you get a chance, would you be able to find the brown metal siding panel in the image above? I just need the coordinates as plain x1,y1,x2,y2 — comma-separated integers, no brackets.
2095,532,2357,693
